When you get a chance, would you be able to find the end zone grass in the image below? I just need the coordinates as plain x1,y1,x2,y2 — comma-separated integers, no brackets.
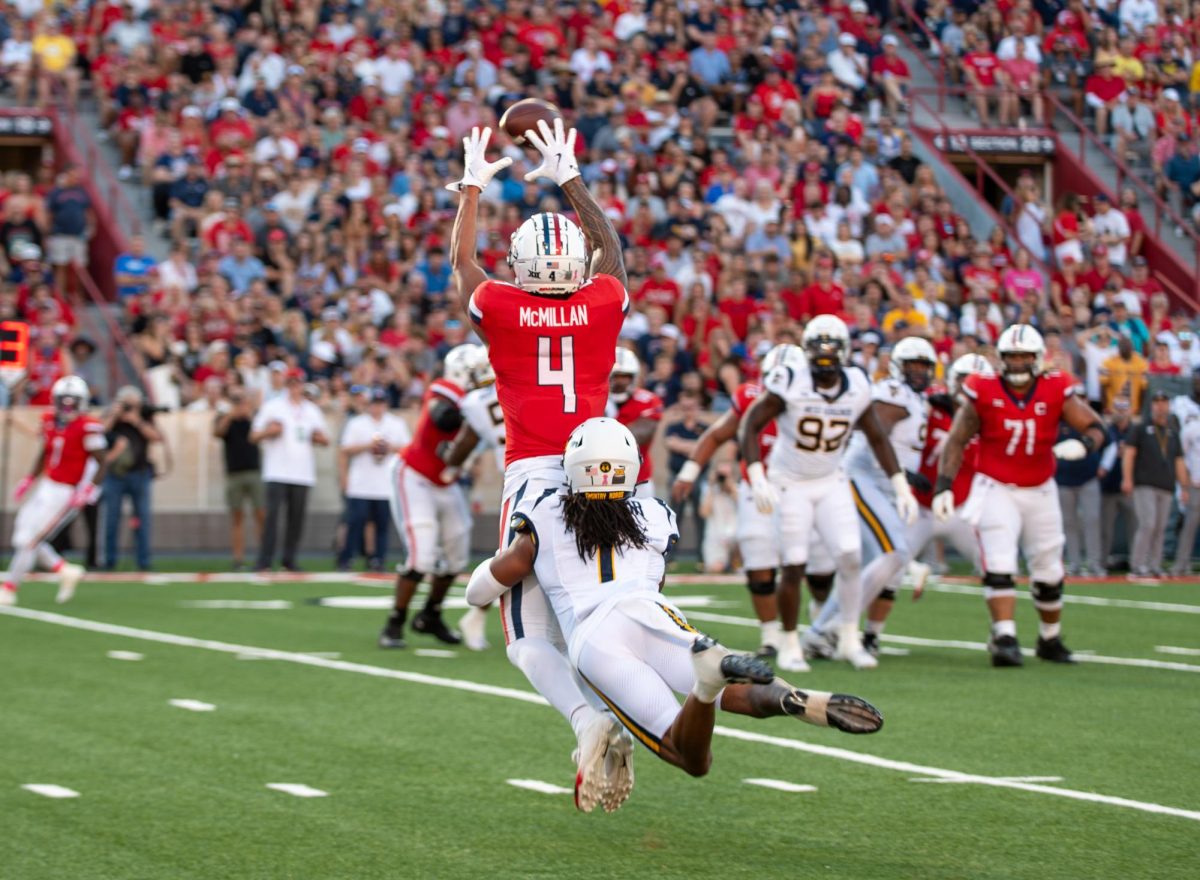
2,575,1197,879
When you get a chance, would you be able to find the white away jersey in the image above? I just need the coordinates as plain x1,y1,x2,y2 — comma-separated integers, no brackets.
846,377,929,479
511,491,679,644
764,361,873,479
460,384,506,470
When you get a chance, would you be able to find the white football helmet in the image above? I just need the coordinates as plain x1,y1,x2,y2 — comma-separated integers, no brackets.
760,342,803,374
802,314,850,376
948,352,995,397
996,323,1045,384
443,344,482,391
52,375,89,419
609,346,641,405
889,336,937,392
508,212,588,296
469,347,495,387
564,417,640,497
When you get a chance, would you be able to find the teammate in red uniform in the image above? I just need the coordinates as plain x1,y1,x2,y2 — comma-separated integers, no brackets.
378,345,480,648
447,122,635,812
935,325,1106,667
0,376,105,607
608,347,663,498
670,344,829,670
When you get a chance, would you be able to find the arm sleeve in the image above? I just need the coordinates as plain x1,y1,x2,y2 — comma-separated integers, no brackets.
339,417,363,449
1099,440,1119,472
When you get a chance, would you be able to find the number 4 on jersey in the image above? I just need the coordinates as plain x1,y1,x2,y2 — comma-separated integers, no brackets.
538,336,577,413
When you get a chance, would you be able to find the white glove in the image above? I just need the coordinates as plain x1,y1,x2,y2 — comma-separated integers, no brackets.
891,472,918,526
1053,439,1088,461
445,126,513,193
932,490,955,523
746,462,779,514
522,117,580,186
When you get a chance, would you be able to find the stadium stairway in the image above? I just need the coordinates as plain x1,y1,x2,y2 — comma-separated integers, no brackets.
894,29,1200,291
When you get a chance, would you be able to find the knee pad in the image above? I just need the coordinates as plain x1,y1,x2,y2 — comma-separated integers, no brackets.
835,551,860,578
982,572,1016,601
1031,580,1064,612
746,571,777,596
806,572,834,602
878,588,897,602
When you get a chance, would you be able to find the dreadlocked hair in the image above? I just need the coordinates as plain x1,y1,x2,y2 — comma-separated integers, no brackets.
561,493,649,563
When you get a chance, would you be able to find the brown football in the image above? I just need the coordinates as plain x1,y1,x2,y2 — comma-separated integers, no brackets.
499,98,563,145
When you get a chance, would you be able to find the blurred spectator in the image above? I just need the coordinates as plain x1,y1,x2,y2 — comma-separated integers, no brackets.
1101,335,1149,413
114,236,156,300
1172,409,1200,576
102,386,163,572
337,388,411,572
662,390,710,555
699,462,738,574
214,388,263,571
1122,391,1189,580
1056,424,1104,577
1101,397,1137,569
45,165,92,294
250,368,330,572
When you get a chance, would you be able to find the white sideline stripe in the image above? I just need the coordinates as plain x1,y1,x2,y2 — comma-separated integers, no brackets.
916,581,1200,615
878,647,910,657
742,778,817,793
415,649,458,659
169,699,216,712
22,784,80,799
3,605,1198,824
506,779,573,796
180,600,294,610
236,651,341,661
681,611,1200,674
106,650,143,661
910,776,1063,784
1156,645,1200,656
266,783,327,798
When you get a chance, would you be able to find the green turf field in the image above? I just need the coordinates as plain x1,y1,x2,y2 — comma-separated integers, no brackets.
2,572,1198,880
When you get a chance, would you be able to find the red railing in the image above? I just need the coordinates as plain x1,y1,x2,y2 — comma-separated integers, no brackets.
894,0,946,109
52,104,142,242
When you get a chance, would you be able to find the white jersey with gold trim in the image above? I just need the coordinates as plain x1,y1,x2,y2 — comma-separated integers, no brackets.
459,384,506,471
846,377,929,483
764,361,873,480
510,491,679,644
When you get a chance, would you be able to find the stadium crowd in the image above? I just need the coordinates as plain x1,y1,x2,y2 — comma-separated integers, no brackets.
0,0,1197,415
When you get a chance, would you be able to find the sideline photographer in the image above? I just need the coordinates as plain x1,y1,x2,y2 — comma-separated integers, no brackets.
102,386,166,571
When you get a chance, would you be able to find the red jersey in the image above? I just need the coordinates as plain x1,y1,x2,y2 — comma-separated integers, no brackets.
469,274,628,466
732,382,777,482
613,389,663,483
41,412,106,486
962,370,1077,487
915,405,977,508
400,379,466,486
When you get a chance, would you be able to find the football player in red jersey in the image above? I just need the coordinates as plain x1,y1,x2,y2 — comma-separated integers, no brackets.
447,122,635,812
671,344,831,671
378,345,480,649
935,325,1107,667
0,376,105,607
607,346,663,499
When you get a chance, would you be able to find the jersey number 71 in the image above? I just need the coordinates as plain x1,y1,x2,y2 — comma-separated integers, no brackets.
538,336,577,413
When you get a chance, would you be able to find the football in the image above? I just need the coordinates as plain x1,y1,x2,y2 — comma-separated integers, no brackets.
499,98,563,145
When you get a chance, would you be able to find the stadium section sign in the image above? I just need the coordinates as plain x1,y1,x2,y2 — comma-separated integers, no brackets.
932,133,1056,156
0,114,53,138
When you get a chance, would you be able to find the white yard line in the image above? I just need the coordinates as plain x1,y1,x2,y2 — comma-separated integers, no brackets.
168,699,216,712
415,649,459,659
1156,645,1200,656
742,778,817,793
506,779,573,795
265,783,327,798
680,611,1200,674
909,776,1063,784
235,651,341,661
3,605,1198,824
22,784,80,798
180,600,294,610
106,650,143,661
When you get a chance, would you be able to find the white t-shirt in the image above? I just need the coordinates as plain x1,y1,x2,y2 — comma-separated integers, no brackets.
1092,208,1131,267
252,396,329,486
341,411,412,499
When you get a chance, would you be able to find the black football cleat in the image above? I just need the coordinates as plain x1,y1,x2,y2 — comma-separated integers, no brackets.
1035,636,1077,664
755,644,779,662
411,611,463,645
861,632,880,658
988,634,1024,667
378,627,406,649
782,689,884,734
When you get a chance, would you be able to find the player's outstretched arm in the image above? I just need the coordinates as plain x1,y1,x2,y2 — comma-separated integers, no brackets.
562,177,627,288
440,424,481,470
672,409,738,502
465,533,535,606
937,399,980,484
450,187,488,324
739,394,783,466
1061,395,1108,453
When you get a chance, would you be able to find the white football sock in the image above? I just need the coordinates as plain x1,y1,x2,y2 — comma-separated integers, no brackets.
761,619,782,650
781,628,800,656
865,619,885,637
992,619,1017,638
507,637,599,741
1038,621,1061,640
